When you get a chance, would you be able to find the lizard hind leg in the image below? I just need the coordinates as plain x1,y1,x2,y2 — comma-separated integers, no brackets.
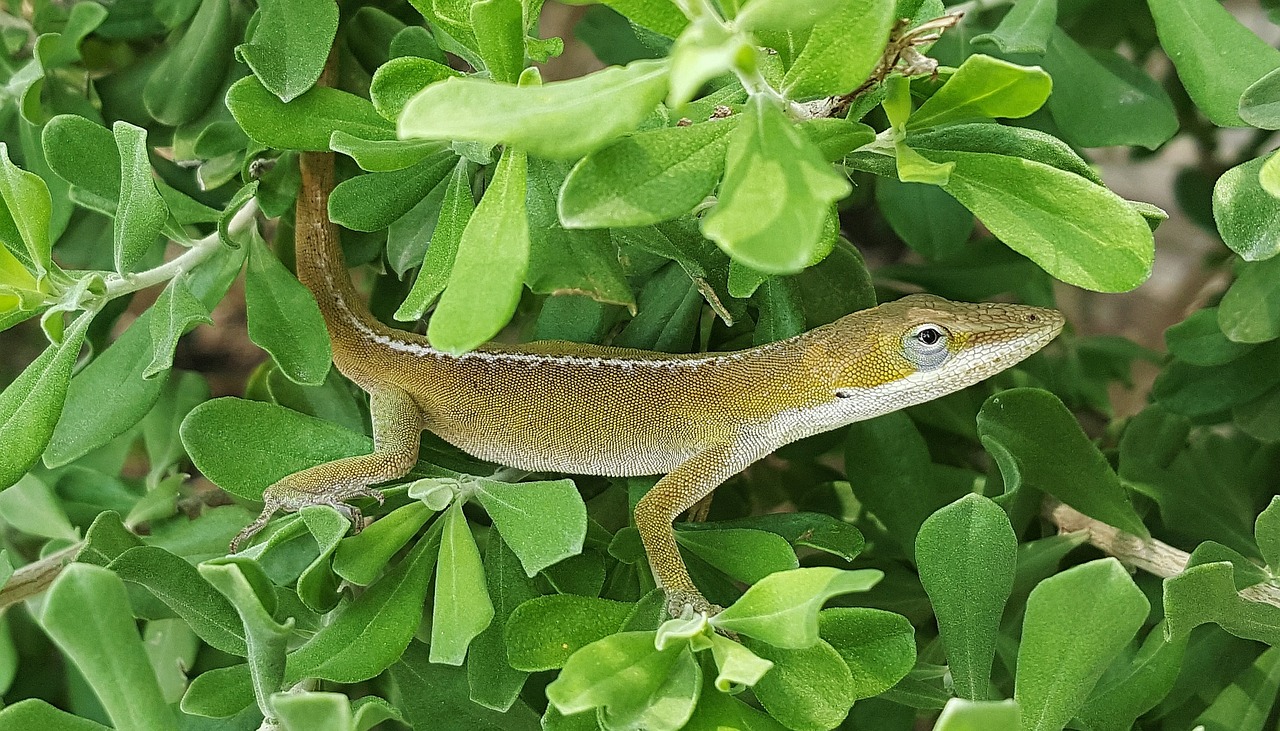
228,385,423,553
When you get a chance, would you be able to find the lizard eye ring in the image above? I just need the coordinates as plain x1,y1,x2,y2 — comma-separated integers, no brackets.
903,323,951,369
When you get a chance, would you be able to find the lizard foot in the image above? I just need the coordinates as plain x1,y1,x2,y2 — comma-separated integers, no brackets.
664,589,724,619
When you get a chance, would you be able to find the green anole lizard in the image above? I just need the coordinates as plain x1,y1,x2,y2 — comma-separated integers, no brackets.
231,146,1064,617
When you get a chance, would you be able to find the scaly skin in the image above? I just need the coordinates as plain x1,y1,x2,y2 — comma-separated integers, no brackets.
230,146,1065,617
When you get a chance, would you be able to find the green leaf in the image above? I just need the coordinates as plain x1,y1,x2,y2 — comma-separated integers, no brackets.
915,494,1016,700
42,114,121,216
392,642,541,730
468,532,537,710
818,607,916,700
200,557,293,719
1041,30,1178,150
874,177,973,260
430,501,495,665
111,122,168,273
702,95,851,274
978,388,1148,537
237,0,337,102
227,76,396,151
41,564,176,730
427,145,529,354
1164,561,1280,645
1075,622,1187,731
781,0,894,100
560,118,736,229
296,506,351,612
674,527,798,584
333,501,437,585
398,59,670,159
1151,339,1280,418
1148,0,1280,127
370,56,462,122
933,698,1020,731
470,476,587,576
1015,559,1149,731
1241,68,1280,130
1257,496,1280,571
108,546,247,655
1219,254,1280,344
328,147,458,232
895,139,955,185
1193,644,1280,731
920,148,1153,292
908,55,1052,131
1165,308,1256,366
0,313,90,489
472,0,524,84
330,131,442,172
735,0,843,31
972,0,1056,54
505,595,634,671
145,273,213,378
245,228,331,385
545,632,700,731
395,159,473,320
1213,155,1280,262
143,0,235,125
906,122,1103,185
0,142,52,275
746,638,856,731
0,699,112,730
710,567,882,648
0,474,76,540
681,512,864,562
707,632,773,690
273,691,353,731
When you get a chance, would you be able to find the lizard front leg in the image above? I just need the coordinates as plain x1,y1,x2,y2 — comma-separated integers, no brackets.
634,443,742,618
231,384,422,552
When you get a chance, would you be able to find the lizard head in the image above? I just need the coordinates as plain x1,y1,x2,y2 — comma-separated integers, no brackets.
823,294,1064,416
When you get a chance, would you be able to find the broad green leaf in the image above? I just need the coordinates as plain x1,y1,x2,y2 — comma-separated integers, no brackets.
1164,561,1280,645
351,696,404,731
920,148,1153,292
273,691,353,731
1257,497,1280,571
237,0,337,102
245,228,331,385
674,527,798,584
431,501,495,664
1218,254,1280,343
1152,338,1280,419
710,567,882,648
468,532,538,710
428,145,529,353
227,76,396,151
781,0,894,100
143,0,235,125
596,0,688,37
0,474,76,540
329,131,441,172
108,546,247,655
42,114,121,216
875,177,973,260
916,494,1016,700
702,95,851,274
972,0,1056,54
0,142,51,275
1193,644,1280,731
0,313,90,489
295,506,351,612
1075,622,1187,731
145,273,213,378
895,140,955,185
333,502,436,585
41,564,176,730
907,122,1103,185
818,607,916,700
328,147,457,232
978,389,1148,536
545,631,700,731
370,56,462,122
505,595,634,671
1241,68,1280,130
1165,308,1255,366
200,557,292,719
735,0,843,31
472,0,524,84
399,59,670,159
746,638,855,731
934,699,1020,731
470,476,587,576
1041,30,1177,150
1213,156,1280,262
681,511,864,562
288,522,443,683
1015,559,1149,731
559,118,736,229
395,159,472,320
0,699,112,730
391,642,541,730
112,122,168,273
1234,387,1280,443
909,55,1052,131
708,632,773,690
1148,0,1280,127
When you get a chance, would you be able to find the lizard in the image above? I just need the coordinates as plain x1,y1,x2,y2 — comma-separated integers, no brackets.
230,146,1065,617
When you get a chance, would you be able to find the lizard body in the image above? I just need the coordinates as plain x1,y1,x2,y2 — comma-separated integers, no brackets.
232,148,1064,615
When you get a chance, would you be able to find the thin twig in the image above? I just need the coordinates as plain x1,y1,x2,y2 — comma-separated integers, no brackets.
0,543,82,611
1044,500,1280,607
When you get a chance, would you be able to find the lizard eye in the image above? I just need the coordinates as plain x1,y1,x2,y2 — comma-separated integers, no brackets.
903,323,950,369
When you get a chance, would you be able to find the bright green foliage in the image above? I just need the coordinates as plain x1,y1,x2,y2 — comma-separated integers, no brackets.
3,1,1280,730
